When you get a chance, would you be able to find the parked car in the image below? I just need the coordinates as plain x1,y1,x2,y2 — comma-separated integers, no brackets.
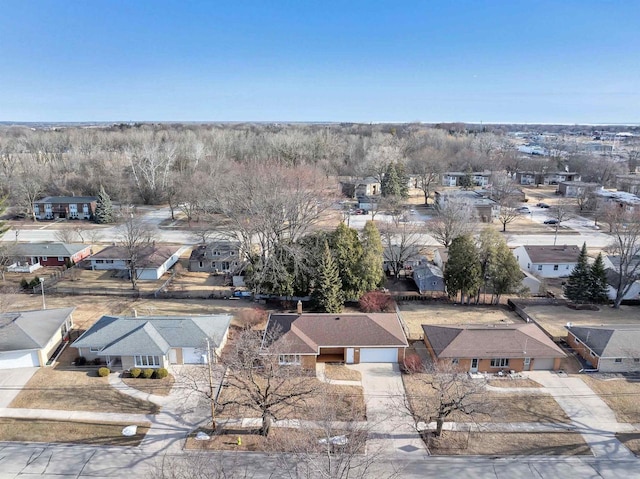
517,206,531,213
537,202,550,208
544,219,559,225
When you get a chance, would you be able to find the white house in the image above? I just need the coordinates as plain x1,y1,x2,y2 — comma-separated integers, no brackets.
89,245,185,280
441,171,492,187
603,255,640,301
513,245,581,278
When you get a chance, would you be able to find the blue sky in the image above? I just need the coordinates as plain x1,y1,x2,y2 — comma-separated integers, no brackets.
0,1,638,123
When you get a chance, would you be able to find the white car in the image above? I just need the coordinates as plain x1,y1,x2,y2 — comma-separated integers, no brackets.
517,206,531,214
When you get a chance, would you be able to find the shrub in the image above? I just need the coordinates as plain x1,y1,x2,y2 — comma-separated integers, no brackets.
359,291,394,313
154,368,169,379
20,278,29,289
142,368,154,379
129,368,142,378
74,356,87,366
92,358,102,366
402,354,424,374
29,276,42,288
97,367,110,377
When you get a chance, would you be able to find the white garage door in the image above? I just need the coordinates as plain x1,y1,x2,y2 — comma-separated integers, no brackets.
359,348,397,363
182,347,207,364
532,358,555,370
0,350,39,369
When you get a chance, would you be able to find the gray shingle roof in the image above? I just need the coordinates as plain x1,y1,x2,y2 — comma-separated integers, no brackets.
265,313,408,354
35,196,97,204
90,245,181,268
0,308,75,352
412,265,445,293
422,323,566,359
13,243,90,258
523,245,581,264
568,325,640,358
73,315,232,356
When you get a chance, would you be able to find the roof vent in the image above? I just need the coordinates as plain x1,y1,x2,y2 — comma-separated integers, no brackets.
566,322,572,328
335,317,340,321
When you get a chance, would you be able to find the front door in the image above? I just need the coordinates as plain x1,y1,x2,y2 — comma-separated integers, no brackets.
470,358,479,373
346,348,355,364
169,349,178,364
524,357,531,371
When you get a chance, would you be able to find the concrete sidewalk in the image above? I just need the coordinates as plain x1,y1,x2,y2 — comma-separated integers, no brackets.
0,407,153,424
528,371,636,459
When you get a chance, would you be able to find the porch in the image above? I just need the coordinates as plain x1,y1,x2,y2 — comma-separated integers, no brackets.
316,347,347,364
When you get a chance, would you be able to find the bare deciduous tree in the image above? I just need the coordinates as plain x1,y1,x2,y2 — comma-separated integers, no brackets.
549,199,574,246
426,198,476,248
115,215,156,289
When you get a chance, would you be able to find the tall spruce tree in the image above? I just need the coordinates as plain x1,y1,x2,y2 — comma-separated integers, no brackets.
359,221,385,292
564,243,591,303
330,223,364,300
395,162,410,199
381,163,402,197
444,235,481,304
589,253,610,304
94,186,114,224
313,241,344,313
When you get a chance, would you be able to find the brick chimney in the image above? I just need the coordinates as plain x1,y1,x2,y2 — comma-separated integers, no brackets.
296,300,303,315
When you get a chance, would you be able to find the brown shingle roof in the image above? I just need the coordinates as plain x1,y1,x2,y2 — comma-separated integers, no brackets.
523,245,581,264
422,323,566,359
265,313,408,354
91,245,180,269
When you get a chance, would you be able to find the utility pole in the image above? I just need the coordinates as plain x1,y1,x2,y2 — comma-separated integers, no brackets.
206,338,217,430
39,277,46,310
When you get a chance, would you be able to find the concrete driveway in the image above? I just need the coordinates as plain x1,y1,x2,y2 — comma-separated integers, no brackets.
348,363,426,457
0,367,38,407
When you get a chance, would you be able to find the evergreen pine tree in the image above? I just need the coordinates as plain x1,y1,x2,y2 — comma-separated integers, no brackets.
395,162,410,199
381,163,402,197
444,235,481,303
459,166,474,189
313,241,344,313
564,242,591,303
589,253,610,304
489,240,524,303
330,223,364,300
95,186,114,224
359,221,385,292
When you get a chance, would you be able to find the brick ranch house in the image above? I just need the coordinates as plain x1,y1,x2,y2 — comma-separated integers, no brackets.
422,323,566,373
566,324,640,373
263,313,408,368
33,196,98,220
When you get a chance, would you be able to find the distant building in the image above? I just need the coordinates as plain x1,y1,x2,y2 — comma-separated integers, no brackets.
89,244,184,280
188,241,243,274
615,175,640,195
441,171,492,187
7,243,92,273
340,177,381,198
434,190,499,223
566,325,640,373
594,189,640,211
557,181,601,198
33,196,97,220
513,244,581,278
515,171,581,186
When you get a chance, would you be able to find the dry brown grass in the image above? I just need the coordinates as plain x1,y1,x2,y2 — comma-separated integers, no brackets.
523,304,640,341
403,373,570,423
616,433,640,456
0,418,150,446
10,368,160,415
122,375,175,396
324,364,362,382
487,378,542,388
580,376,640,423
427,431,590,456
398,303,520,340
217,380,366,421
55,269,167,293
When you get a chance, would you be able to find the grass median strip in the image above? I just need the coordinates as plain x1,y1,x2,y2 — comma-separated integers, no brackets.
0,418,150,447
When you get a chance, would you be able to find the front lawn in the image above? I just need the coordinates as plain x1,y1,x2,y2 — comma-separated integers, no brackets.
324,364,362,382
580,376,640,423
427,431,590,456
0,418,150,446
10,369,159,415
122,374,175,396
487,378,542,388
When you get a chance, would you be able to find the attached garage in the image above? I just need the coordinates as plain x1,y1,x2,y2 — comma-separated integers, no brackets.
182,347,207,364
0,350,39,369
532,358,555,370
359,348,398,363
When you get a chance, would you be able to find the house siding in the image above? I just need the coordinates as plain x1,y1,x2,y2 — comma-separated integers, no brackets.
301,355,316,369
567,332,599,369
598,358,640,373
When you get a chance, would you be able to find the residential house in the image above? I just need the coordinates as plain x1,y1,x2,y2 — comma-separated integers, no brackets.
33,196,97,220
340,177,381,198
72,314,232,370
513,244,581,278
89,244,185,280
383,245,424,275
557,181,601,198
0,308,74,369
422,323,566,373
434,190,499,222
7,243,92,273
433,248,448,270
616,175,640,195
566,325,640,372
594,189,640,212
263,313,408,368
515,171,581,186
412,264,446,295
602,255,640,301
441,171,492,187
188,241,243,274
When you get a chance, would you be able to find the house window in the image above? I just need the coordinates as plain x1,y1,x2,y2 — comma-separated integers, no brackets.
634,359,640,363
553,265,559,271
537,265,542,271
222,261,230,270
90,346,102,352
590,352,596,357
134,355,160,367
58,256,64,261
451,358,459,365
199,261,203,268
231,251,235,255
614,358,623,363
575,338,581,344
278,354,301,365
95,260,104,264
42,256,48,261
490,358,509,368
106,260,114,264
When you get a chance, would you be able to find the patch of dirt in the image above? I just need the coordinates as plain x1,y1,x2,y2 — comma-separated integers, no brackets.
427,431,590,455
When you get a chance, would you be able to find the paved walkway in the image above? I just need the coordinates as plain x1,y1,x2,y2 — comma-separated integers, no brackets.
0,367,38,408
0,407,152,424
349,363,427,457
527,371,636,459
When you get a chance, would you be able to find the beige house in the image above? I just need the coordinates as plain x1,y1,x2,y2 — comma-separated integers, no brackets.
566,325,640,372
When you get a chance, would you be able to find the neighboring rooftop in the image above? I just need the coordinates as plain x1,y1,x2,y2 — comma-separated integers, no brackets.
12,242,89,258
521,245,581,264
189,241,242,262
0,308,75,351
423,323,565,359
35,196,97,204
567,325,640,358
90,245,181,268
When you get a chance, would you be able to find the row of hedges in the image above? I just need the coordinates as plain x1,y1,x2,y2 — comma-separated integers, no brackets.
130,368,168,379
74,356,103,366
